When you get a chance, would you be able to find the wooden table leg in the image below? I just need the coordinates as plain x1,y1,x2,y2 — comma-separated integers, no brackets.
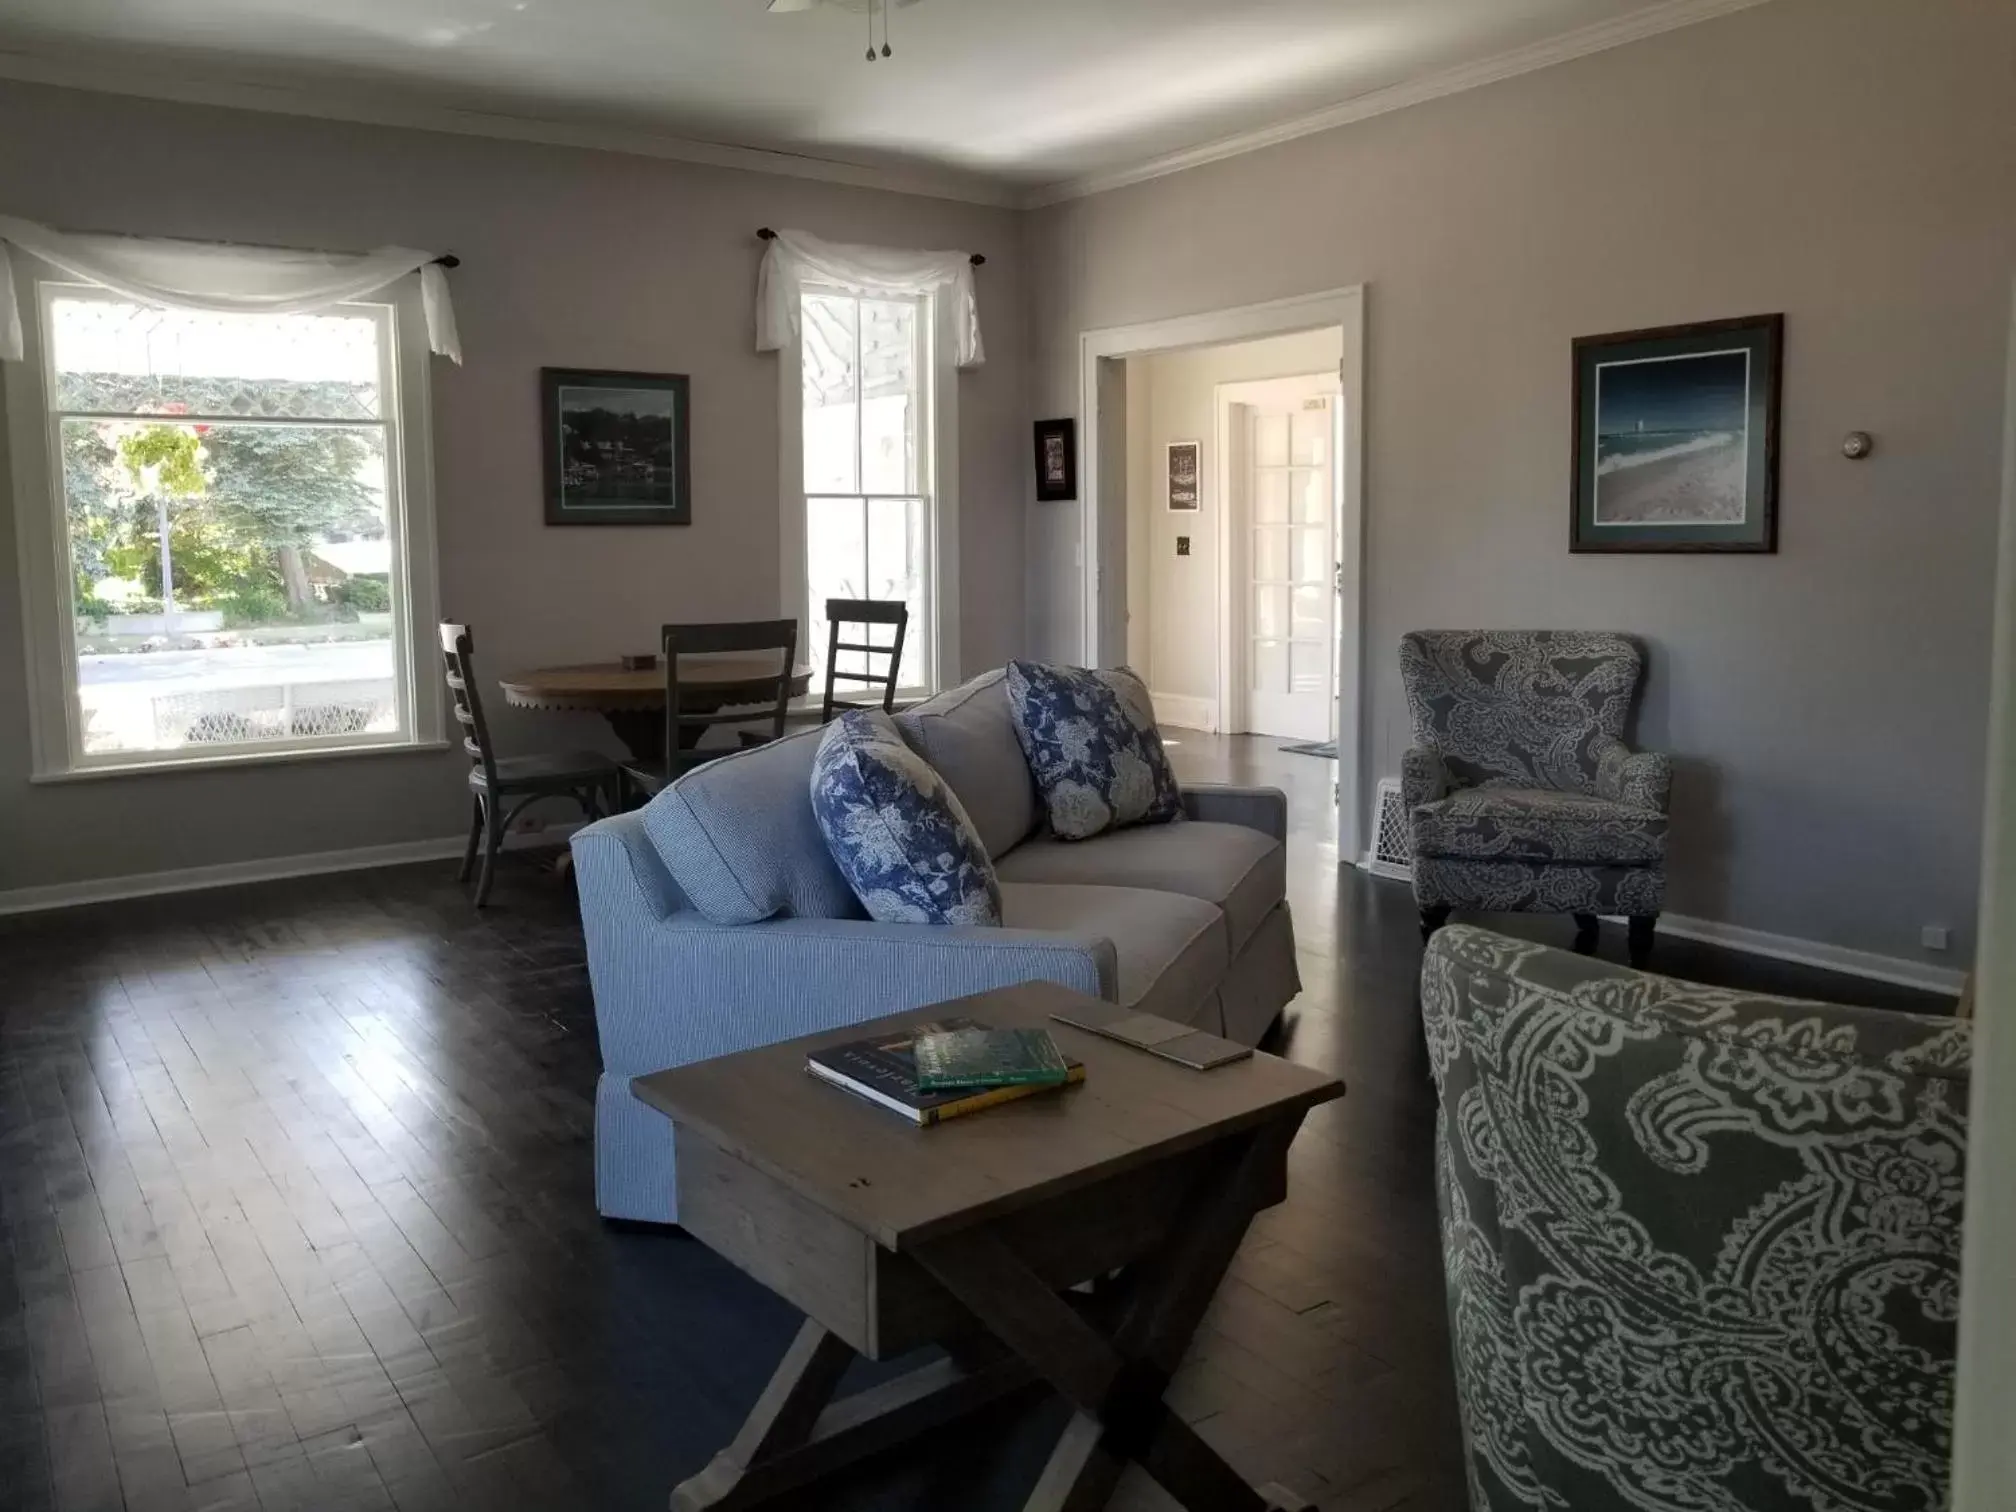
913,1119,1314,1512
672,1319,1036,1512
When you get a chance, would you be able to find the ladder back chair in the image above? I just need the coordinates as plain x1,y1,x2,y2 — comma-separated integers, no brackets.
440,623,621,907
623,619,799,804
821,598,910,722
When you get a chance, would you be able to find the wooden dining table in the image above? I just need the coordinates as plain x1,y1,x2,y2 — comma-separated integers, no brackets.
499,657,813,763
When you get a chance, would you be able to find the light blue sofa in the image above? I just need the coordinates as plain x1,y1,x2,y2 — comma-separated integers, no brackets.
572,670,1303,1223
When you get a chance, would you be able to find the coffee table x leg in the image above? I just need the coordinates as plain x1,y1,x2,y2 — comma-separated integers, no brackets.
913,1120,1313,1512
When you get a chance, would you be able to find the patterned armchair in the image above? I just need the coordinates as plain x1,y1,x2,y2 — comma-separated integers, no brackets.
1400,630,1670,963
1422,927,1968,1512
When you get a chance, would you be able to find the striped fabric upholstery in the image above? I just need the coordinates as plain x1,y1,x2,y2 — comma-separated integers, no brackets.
640,725,865,925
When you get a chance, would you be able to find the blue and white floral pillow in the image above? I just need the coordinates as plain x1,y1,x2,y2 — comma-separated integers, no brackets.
1005,661,1183,841
809,710,1003,926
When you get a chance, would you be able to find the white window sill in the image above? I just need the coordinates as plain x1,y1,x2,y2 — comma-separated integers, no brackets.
30,738,452,785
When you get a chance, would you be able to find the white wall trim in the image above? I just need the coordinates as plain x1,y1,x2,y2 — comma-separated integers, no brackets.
1025,0,1779,206
0,46,1017,209
1079,285,1366,861
1625,912,1967,997
1150,692,1217,733
1952,273,2016,1512
0,826,579,919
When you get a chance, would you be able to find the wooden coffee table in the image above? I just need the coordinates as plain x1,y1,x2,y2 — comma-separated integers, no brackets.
631,979,1344,1512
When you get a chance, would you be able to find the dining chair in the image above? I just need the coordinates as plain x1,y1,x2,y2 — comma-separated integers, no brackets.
622,619,799,804
440,623,621,908
820,597,910,721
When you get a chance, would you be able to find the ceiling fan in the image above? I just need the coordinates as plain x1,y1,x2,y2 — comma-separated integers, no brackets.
767,0,924,62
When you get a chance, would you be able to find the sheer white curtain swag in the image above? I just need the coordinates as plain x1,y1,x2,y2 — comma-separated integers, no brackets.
756,229,983,369
0,217,462,363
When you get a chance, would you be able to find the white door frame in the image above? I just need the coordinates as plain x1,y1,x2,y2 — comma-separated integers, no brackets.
1214,372,1342,740
1079,285,1367,858
1953,274,2016,1512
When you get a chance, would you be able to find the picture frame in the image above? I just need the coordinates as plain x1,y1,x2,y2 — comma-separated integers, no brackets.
1571,315,1781,553
543,368,692,526
1033,418,1077,502
1167,440,1202,512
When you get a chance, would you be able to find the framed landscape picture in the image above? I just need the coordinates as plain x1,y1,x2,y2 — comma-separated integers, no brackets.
543,368,691,526
1167,440,1202,512
1033,418,1076,502
1571,314,1781,553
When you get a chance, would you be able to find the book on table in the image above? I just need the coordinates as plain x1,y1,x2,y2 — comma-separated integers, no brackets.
913,1026,1071,1091
806,1017,1084,1126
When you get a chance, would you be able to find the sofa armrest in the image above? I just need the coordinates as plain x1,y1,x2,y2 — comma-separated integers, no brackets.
572,810,687,924
582,906,1119,1078
1181,784,1287,843
1402,747,1453,814
1592,737,1673,813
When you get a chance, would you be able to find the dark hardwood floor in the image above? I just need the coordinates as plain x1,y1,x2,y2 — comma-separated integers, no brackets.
0,736,1946,1512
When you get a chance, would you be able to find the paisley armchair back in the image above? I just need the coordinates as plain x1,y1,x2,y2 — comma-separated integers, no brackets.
1399,630,1646,794
1422,925,1968,1512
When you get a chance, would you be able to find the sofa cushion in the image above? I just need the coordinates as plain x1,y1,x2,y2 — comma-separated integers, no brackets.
1411,786,1666,865
643,727,866,926
809,710,1002,927
1000,882,1226,1028
995,822,1283,954
895,670,1039,860
1005,661,1183,841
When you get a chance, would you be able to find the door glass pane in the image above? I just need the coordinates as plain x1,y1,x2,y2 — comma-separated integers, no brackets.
859,300,917,496
1292,584,1328,639
1253,414,1289,467
1253,585,1289,639
1253,526,1289,582
1290,410,1328,466
1254,471,1289,524
1291,469,1327,524
1252,639,1287,694
802,294,858,494
66,419,396,756
50,298,382,419
1293,527,1328,584
1291,641,1329,695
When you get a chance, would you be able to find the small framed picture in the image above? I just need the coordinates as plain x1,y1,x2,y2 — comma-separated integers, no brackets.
1033,418,1076,502
1167,440,1202,512
543,368,692,526
1571,315,1782,553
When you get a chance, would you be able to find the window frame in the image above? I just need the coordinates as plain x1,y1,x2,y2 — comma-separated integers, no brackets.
5,261,443,781
779,280,960,701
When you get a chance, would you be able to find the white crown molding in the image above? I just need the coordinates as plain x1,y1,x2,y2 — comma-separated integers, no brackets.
0,46,1019,209
0,824,580,918
1023,0,1780,207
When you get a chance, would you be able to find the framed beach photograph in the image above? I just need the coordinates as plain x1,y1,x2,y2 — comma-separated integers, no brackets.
1167,440,1202,512
543,368,692,526
1571,315,1781,553
1033,418,1077,502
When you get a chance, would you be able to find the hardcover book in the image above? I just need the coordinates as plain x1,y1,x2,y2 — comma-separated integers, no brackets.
913,1026,1071,1091
806,1018,1084,1126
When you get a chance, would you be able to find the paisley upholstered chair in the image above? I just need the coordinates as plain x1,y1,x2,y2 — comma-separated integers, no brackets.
1400,630,1670,965
1423,926,1968,1512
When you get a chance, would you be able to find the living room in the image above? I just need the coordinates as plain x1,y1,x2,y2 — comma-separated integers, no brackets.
0,1,2010,1510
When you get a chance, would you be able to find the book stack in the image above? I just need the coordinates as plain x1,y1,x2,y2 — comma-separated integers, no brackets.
806,1018,1082,1126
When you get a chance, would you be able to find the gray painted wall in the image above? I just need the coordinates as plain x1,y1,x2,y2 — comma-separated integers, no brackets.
0,82,1024,894
1024,0,2016,966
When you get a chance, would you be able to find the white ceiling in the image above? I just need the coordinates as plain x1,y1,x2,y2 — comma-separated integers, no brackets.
0,0,1746,199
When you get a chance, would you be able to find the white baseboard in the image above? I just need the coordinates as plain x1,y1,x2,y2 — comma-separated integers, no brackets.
1623,912,1967,997
0,822,584,918
1152,691,1218,732
1349,859,1964,996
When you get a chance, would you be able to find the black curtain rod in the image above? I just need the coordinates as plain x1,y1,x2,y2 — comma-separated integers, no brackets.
756,227,983,267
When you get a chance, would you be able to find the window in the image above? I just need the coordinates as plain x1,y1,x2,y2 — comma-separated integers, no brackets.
7,277,439,776
793,286,953,696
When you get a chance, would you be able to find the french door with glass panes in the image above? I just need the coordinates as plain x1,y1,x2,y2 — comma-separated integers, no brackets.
1245,398,1337,742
